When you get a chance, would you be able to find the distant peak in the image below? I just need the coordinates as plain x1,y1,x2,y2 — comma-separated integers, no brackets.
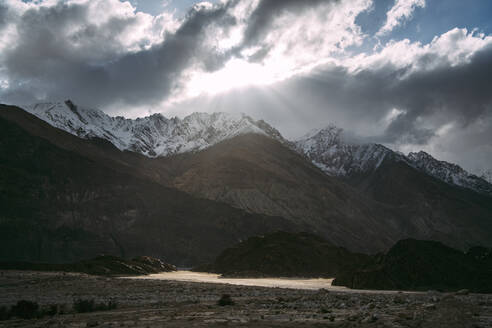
147,112,167,121
298,124,344,148
408,150,432,159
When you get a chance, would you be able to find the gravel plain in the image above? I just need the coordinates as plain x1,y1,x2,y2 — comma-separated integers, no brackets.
0,270,491,328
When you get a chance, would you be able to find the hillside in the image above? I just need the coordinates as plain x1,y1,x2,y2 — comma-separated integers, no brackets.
196,231,371,278
333,239,492,293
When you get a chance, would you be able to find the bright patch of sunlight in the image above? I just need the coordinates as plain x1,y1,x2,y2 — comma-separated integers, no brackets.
187,58,291,97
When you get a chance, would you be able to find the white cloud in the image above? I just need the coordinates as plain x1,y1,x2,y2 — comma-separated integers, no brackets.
345,28,492,75
1,0,179,62
377,0,425,36
181,0,372,98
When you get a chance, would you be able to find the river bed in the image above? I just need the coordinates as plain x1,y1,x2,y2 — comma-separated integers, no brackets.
125,271,426,294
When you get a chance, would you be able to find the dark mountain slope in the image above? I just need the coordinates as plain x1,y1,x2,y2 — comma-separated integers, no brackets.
345,158,492,250
153,134,492,253
0,108,297,266
154,134,410,253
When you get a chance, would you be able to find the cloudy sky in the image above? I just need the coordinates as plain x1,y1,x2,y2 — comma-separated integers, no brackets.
1,0,491,175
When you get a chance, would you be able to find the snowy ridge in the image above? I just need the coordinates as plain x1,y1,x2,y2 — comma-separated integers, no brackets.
295,126,492,196
294,125,405,176
22,101,285,157
19,101,492,196
407,151,492,195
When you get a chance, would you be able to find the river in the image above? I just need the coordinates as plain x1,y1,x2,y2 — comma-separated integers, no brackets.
126,271,347,291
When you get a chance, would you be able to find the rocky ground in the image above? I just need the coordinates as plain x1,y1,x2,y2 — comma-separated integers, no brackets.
0,271,491,327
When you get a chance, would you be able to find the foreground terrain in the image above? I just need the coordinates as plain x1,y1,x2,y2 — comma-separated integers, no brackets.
0,271,491,327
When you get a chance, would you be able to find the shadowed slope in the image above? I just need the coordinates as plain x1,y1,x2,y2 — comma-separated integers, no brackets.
345,158,492,250
155,134,492,253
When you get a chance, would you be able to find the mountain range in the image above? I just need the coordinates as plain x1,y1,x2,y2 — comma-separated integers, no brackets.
1,100,491,265
23,101,286,157
24,101,491,196
295,125,492,196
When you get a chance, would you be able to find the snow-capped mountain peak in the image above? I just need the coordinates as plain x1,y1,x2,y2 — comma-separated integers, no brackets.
22,100,285,157
295,125,400,176
297,124,343,147
19,101,491,196
295,125,492,196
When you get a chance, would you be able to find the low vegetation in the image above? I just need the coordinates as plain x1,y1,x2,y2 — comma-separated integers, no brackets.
0,299,118,321
10,300,39,319
217,294,235,306
73,298,117,313
1,300,59,320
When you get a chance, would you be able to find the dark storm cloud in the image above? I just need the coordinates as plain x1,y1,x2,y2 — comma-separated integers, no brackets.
0,1,237,107
0,0,348,107
293,44,492,146
241,0,335,46
393,44,492,126
380,113,436,145
98,3,234,104
0,5,8,28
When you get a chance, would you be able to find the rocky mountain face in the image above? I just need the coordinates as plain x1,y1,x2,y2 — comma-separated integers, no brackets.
294,126,492,196
152,133,418,253
23,101,286,157
294,125,400,177
157,135,492,252
2,102,492,264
